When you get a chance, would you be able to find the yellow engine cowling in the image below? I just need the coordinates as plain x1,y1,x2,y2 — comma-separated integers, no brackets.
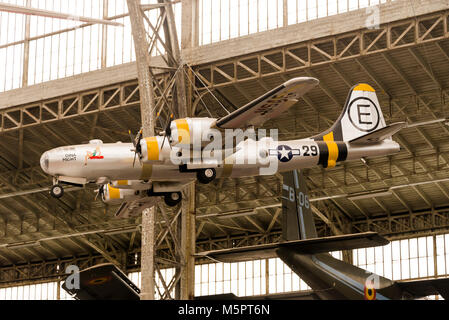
139,135,165,163
101,183,142,204
169,118,217,147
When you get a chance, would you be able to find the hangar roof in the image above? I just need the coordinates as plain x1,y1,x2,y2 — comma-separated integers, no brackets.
0,0,449,282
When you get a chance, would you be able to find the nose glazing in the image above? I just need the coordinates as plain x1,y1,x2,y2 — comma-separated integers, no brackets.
40,151,49,173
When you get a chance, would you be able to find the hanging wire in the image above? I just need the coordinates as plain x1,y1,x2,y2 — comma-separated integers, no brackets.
150,64,184,130
182,65,214,118
184,63,231,115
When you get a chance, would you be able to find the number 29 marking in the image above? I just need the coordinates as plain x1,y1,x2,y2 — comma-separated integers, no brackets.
302,145,318,156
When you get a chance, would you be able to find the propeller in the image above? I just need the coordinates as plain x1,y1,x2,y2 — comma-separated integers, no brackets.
129,128,143,167
160,113,174,150
95,185,105,201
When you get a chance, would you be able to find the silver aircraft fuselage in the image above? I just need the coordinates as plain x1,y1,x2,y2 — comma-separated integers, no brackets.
40,136,400,184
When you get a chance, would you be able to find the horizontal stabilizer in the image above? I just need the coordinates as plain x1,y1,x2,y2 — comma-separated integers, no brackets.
195,291,319,300
62,263,140,300
195,243,279,262
279,232,388,253
349,122,406,144
396,278,449,300
196,232,388,263
215,77,318,129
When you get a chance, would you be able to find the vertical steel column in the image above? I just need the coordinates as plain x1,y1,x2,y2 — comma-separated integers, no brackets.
101,0,109,69
265,258,269,294
181,0,199,53
18,129,23,170
127,0,193,300
21,0,31,87
126,0,156,300
159,0,187,119
283,0,288,27
171,0,196,299
57,279,61,300
433,234,438,278
177,182,195,299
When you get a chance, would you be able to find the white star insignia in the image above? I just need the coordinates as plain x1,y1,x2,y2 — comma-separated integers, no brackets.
279,146,291,159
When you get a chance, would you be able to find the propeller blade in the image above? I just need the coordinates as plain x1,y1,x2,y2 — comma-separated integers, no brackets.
160,134,166,149
138,154,143,166
130,128,143,167
129,130,136,147
133,151,137,167
95,185,105,201
160,114,173,151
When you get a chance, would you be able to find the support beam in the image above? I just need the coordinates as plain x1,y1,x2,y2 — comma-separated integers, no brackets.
0,2,124,26
126,0,156,300
21,0,31,88
179,183,195,299
181,0,198,50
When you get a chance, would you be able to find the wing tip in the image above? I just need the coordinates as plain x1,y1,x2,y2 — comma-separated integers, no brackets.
284,77,319,88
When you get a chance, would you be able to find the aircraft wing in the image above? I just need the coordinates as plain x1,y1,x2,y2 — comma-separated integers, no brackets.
196,243,278,262
396,278,449,300
279,232,389,254
215,77,319,129
196,291,319,300
196,232,388,263
62,263,140,300
114,197,158,218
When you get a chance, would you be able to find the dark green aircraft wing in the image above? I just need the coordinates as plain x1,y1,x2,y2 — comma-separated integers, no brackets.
195,243,278,262
279,232,388,254
196,232,388,262
197,170,388,263
195,291,319,300
396,278,449,300
62,263,140,300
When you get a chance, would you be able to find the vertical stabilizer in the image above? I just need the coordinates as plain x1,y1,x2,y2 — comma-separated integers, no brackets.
281,170,317,241
313,84,387,142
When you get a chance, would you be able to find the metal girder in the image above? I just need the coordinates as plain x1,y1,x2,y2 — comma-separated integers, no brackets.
0,252,139,287
126,0,192,300
194,10,449,90
0,81,143,132
2,9,449,133
0,2,124,27
127,0,157,301
353,206,449,238
3,1,449,291
2,202,449,285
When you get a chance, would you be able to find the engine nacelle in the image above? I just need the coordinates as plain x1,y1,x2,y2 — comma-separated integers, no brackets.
139,135,166,163
101,183,142,204
109,180,152,190
169,118,217,147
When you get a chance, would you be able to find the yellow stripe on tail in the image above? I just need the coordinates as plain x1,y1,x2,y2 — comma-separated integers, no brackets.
323,132,339,168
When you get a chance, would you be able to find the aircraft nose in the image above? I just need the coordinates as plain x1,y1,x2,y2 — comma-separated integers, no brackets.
40,151,49,174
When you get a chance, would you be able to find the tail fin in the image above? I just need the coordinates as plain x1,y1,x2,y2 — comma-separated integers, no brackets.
196,169,389,262
281,170,317,241
313,84,387,142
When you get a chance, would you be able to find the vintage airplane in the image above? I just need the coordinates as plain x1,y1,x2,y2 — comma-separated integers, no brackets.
63,170,449,300
197,170,449,300
40,77,406,213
